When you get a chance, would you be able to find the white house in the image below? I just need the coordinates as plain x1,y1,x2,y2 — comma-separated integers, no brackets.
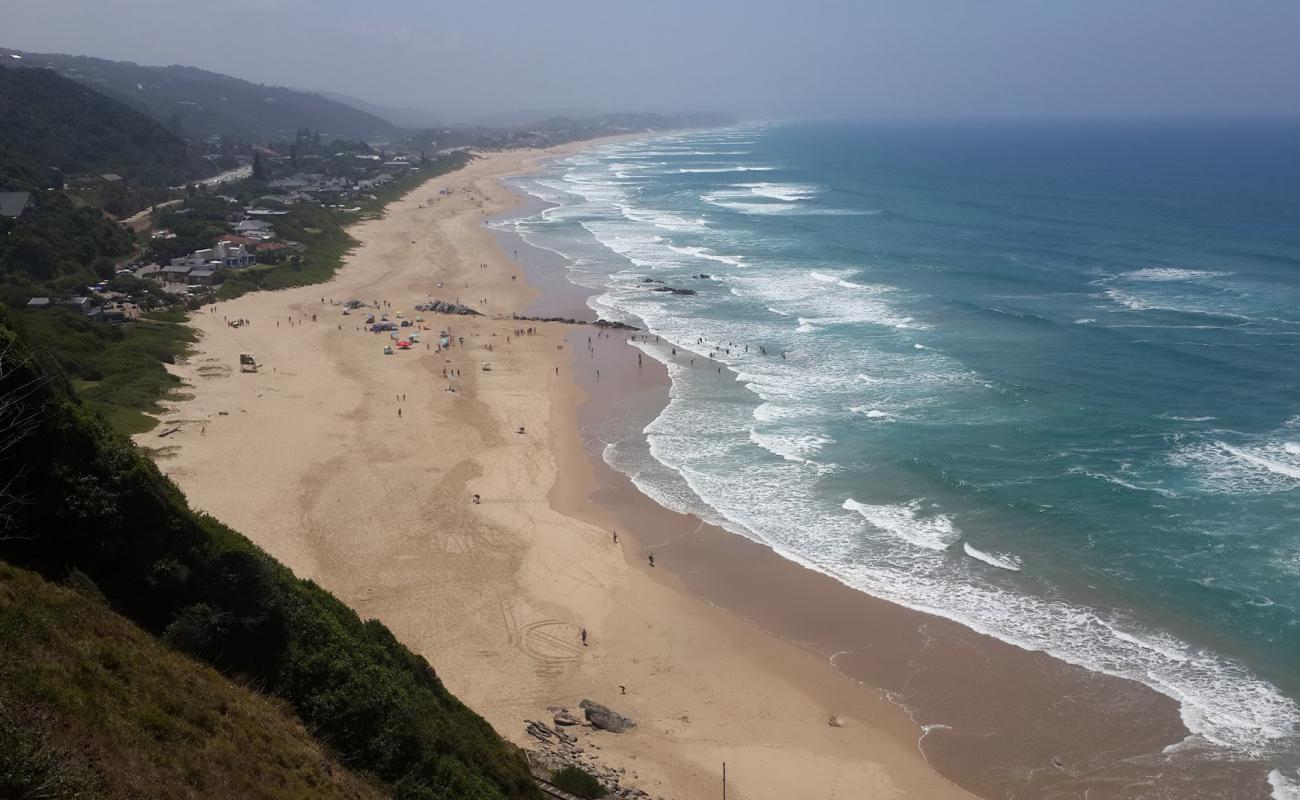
166,242,252,285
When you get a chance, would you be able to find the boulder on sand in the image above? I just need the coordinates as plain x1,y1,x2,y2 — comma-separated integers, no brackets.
579,699,636,733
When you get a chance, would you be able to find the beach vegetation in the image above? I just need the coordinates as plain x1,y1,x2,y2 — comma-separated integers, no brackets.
550,766,606,799
13,306,195,435
0,561,389,800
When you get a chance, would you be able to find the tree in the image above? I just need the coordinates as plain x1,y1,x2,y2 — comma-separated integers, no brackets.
252,151,268,182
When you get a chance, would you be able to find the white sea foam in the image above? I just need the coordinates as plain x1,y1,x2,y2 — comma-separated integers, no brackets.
1172,438,1300,493
809,271,881,291
1269,769,1300,800
962,542,1022,571
618,205,707,231
739,182,819,201
1069,467,1180,499
1102,288,1252,320
702,196,871,216
749,428,833,464
732,269,922,331
1105,287,1164,312
842,499,961,551
702,198,798,215
1126,267,1234,282
1223,445,1300,480
678,166,776,173
665,244,744,267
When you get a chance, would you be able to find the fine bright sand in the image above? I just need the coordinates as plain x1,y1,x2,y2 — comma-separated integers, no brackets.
143,142,969,800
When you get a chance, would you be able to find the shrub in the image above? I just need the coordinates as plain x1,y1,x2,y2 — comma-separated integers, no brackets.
550,766,606,799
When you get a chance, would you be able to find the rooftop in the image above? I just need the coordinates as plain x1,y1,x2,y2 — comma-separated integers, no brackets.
0,191,33,218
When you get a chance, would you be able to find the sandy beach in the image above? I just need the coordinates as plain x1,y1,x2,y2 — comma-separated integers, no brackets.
144,141,973,800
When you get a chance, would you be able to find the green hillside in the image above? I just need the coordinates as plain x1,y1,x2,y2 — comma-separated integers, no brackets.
0,307,538,800
0,190,135,303
0,561,388,800
0,66,213,186
0,49,399,142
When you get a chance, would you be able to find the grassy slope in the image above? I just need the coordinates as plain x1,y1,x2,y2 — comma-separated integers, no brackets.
0,307,538,800
14,308,195,435
0,561,388,800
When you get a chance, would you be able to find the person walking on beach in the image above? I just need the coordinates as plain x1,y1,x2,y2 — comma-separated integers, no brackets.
581,628,588,646
648,553,655,568
612,530,619,544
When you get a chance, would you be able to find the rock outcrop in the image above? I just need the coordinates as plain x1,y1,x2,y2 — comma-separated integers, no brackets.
414,299,482,316
579,699,636,733
524,715,654,800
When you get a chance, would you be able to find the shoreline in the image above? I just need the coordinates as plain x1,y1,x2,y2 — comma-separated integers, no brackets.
144,138,973,799
501,144,1279,798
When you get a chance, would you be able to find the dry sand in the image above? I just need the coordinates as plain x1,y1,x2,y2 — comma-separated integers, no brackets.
144,142,972,799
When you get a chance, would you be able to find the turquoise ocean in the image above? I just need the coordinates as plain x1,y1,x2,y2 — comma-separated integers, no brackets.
499,120,1300,793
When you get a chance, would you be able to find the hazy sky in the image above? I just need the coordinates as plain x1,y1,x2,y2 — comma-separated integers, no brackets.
5,0,1299,122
